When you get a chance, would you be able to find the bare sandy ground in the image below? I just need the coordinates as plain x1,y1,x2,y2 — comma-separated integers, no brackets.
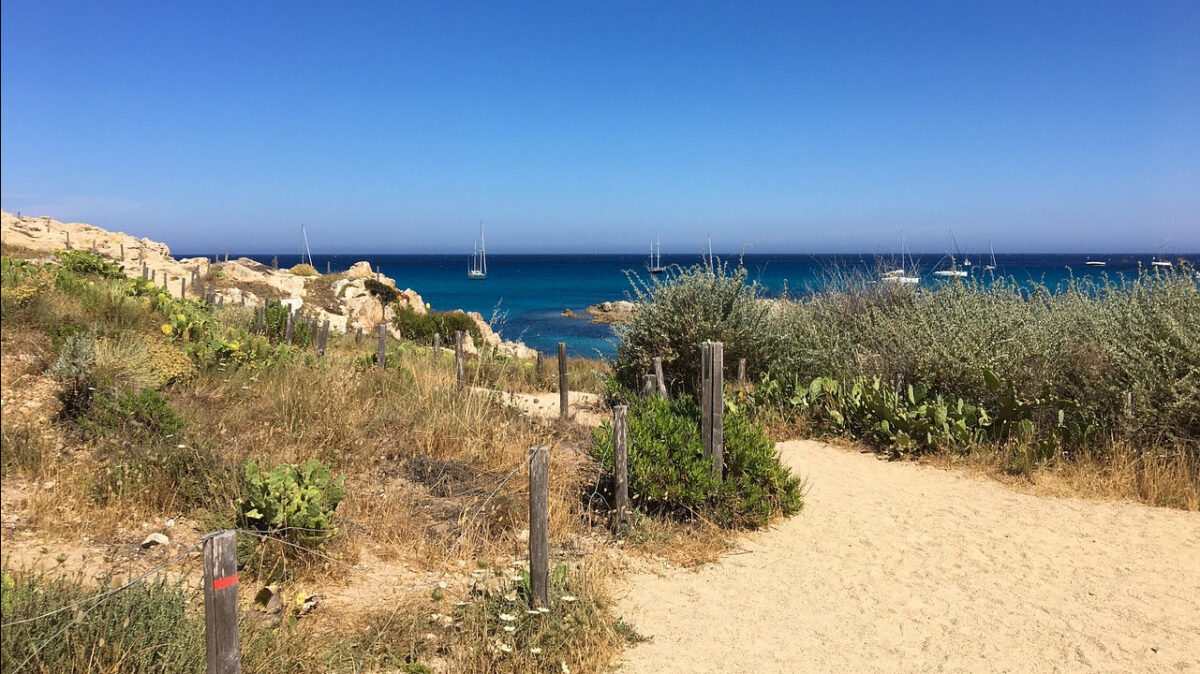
472,387,607,427
617,440,1200,673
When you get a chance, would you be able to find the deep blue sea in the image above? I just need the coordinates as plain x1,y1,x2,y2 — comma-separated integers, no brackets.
195,252,1197,358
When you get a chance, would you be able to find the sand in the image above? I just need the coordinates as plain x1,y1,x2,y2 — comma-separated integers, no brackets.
617,440,1200,673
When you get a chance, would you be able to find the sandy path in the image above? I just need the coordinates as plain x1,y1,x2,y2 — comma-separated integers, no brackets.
617,440,1200,673
472,387,607,427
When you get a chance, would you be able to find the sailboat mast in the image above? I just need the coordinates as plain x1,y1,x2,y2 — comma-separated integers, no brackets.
479,221,486,275
301,224,313,267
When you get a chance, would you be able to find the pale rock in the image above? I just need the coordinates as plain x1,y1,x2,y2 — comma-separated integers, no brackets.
140,533,169,549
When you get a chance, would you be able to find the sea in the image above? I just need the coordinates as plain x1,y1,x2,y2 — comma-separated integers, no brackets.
194,252,1196,358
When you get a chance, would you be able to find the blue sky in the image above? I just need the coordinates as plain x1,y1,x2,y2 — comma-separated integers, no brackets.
2,1,1197,254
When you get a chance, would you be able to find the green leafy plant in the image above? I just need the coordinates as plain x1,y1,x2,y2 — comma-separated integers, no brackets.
391,305,482,345
364,277,399,304
239,459,347,546
591,395,803,528
55,250,125,279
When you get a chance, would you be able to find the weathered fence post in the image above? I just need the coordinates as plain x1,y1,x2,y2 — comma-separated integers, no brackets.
558,342,568,419
271,255,278,270
120,243,125,260
285,312,294,345
642,374,657,397
737,358,747,387
433,332,442,357
326,260,331,275
653,357,668,398
377,324,387,369
709,342,725,478
217,295,224,309
700,342,712,455
180,277,186,298
536,351,544,380
355,326,362,344
454,331,465,390
91,239,98,253
256,306,265,333
612,405,629,530
239,295,246,308
65,231,71,250
151,269,157,284
203,530,240,674
318,320,329,356
529,445,550,607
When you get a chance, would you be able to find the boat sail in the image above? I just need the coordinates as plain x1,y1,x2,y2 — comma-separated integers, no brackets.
984,240,997,271
467,221,487,280
647,236,666,274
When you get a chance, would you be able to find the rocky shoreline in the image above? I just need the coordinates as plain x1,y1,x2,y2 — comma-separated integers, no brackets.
585,300,638,324
1,211,536,359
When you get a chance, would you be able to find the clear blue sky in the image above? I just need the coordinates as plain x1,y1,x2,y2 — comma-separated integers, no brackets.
2,1,1197,254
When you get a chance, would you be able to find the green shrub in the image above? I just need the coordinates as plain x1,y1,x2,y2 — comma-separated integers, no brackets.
92,439,231,510
83,388,186,440
289,263,318,277
55,249,125,279
0,569,205,674
364,277,399,304
615,261,774,397
591,395,803,528
239,459,346,547
391,305,482,345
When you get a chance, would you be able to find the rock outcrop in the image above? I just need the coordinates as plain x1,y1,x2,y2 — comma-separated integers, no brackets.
1,210,534,358
585,300,638,324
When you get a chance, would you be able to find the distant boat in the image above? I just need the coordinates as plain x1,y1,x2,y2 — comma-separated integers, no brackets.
647,236,666,274
1085,259,1107,267
1151,258,1173,269
881,231,920,285
467,221,487,280
933,230,969,278
984,241,997,271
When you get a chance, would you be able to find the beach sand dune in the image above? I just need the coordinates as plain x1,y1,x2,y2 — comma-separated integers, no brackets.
617,440,1200,673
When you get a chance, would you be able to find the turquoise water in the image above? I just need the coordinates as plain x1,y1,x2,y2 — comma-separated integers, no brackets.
218,253,1196,358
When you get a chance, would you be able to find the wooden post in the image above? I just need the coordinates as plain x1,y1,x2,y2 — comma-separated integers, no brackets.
271,255,278,270
217,295,224,309
653,357,668,399
529,446,550,607
642,374,657,398
737,357,747,387
224,252,229,262
536,351,544,380
65,231,71,250
285,312,294,345
120,243,125,260
454,330,465,389
709,342,725,479
326,260,331,275
612,405,629,529
433,332,442,357
355,326,362,344
239,295,246,308
180,277,186,298
203,530,240,674
151,269,157,284
558,342,568,419
256,306,265,333
377,324,386,369
91,239,97,253
318,320,329,356
700,342,712,457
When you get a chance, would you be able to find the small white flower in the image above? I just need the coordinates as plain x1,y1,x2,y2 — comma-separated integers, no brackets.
511,574,524,581
537,606,550,613
498,613,516,622
437,581,447,589
455,601,470,606
499,643,513,653
560,595,577,602
525,609,540,615
503,625,515,632
530,647,542,654
561,661,570,673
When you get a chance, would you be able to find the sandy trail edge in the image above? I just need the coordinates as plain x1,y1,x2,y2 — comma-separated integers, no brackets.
616,440,1200,673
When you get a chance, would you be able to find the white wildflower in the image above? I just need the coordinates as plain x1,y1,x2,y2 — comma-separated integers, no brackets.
537,606,550,613
530,647,542,654
561,661,570,673
499,643,513,653
503,625,516,632
498,613,516,622
560,594,577,602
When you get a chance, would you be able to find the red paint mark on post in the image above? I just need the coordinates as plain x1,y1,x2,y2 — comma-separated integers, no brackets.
212,574,238,591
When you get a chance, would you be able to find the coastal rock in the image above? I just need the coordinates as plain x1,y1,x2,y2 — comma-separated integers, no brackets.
586,300,638,324
345,261,375,280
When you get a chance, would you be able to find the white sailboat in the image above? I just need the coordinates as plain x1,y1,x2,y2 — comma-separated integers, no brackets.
647,236,666,274
1151,241,1174,268
1085,258,1107,267
984,240,997,271
881,231,920,285
933,230,969,278
467,221,487,280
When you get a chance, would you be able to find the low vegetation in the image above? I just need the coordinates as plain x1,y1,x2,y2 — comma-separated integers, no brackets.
618,260,1200,508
